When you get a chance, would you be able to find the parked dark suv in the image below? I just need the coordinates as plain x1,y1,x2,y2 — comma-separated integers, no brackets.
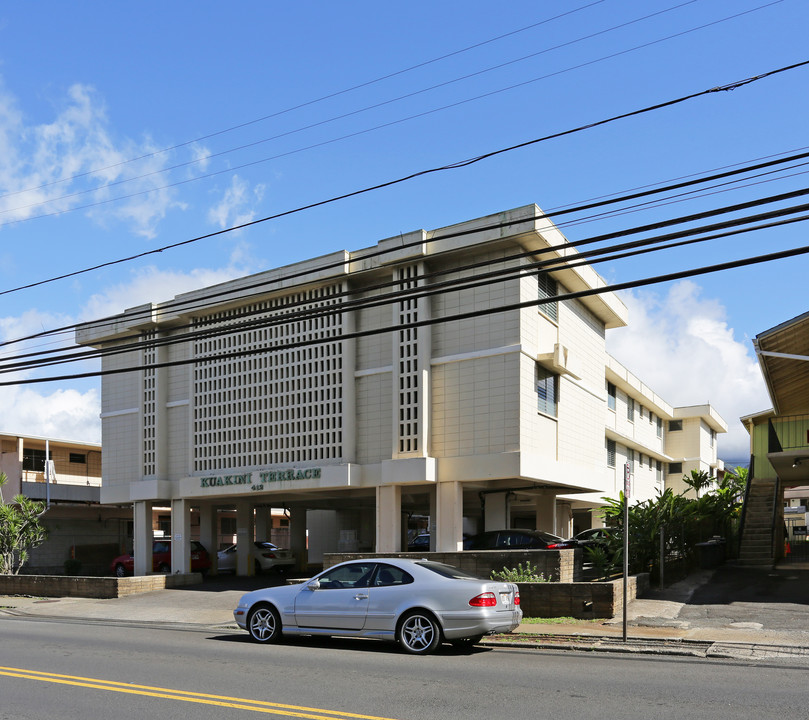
463,529,573,550
110,540,211,577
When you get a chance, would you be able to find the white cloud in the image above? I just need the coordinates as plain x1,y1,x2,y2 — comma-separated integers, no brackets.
207,174,266,231
606,280,770,464
0,79,187,238
0,259,260,443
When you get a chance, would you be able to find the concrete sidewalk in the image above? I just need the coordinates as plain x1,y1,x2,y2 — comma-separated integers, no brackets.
2,563,809,658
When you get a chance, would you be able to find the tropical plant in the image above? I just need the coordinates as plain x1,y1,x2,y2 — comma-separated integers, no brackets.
491,561,548,582
0,473,48,575
682,469,713,499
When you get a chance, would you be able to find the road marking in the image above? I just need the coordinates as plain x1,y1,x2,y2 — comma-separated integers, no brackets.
0,665,399,720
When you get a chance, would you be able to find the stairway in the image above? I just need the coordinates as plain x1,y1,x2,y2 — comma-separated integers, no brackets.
738,478,777,565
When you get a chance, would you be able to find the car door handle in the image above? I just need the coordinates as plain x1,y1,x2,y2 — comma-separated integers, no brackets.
354,593,368,600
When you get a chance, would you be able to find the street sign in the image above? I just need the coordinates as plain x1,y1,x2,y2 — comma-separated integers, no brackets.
624,462,631,498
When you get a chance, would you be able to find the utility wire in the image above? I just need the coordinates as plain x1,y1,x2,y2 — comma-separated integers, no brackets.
0,2,786,227
3,149,809,354
2,58,806,303
2,232,807,387
4,199,809,374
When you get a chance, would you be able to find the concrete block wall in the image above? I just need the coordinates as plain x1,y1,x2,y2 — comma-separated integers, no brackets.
0,572,203,599
324,549,581,582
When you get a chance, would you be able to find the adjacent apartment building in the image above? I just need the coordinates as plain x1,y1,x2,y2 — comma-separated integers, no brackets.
76,205,725,575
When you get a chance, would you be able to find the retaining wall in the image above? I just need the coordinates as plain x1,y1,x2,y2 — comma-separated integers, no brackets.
0,573,203,599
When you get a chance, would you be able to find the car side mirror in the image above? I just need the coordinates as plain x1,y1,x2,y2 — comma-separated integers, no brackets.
306,579,320,591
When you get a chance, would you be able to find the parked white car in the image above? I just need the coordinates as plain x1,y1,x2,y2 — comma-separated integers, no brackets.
217,541,295,574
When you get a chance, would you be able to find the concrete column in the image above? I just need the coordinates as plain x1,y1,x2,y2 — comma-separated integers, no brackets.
133,500,153,576
198,503,217,573
376,484,402,552
255,506,271,540
236,501,254,576
436,480,464,551
535,493,556,535
428,485,437,551
557,501,573,539
289,510,307,573
484,492,509,531
171,498,191,573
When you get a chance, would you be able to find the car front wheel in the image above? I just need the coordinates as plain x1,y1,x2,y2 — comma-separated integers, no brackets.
113,564,127,578
248,604,282,644
398,610,441,655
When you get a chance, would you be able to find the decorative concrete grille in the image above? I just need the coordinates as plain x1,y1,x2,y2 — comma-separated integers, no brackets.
142,332,157,476
397,265,419,454
191,285,343,472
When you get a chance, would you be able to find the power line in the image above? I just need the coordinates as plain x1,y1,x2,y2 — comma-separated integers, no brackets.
4,148,809,354
1,2,786,226
3,232,807,388
4,200,808,377
2,58,806,303
0,1,608,205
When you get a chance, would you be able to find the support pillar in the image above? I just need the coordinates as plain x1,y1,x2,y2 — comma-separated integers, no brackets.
535,493,556,535
289,510,307,573
133,500,153,576
436,481,463,551
171,498,191,573
484,492,509,531
199,504,217,573
376,485,402,552
255,506,272,541
236,501,255,575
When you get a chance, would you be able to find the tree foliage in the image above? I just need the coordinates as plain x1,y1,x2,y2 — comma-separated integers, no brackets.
0,473,48,575
597,467,748,580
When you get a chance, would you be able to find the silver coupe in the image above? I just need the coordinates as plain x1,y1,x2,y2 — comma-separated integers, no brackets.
233,557,522,655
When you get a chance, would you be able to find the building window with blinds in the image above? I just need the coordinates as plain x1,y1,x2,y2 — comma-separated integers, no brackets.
537,272,558,322
536,365,558,417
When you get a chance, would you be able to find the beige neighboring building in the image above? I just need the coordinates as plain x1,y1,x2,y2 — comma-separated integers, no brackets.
0,432,128,574
76,204,725,576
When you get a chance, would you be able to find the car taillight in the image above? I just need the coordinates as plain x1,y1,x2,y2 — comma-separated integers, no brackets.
469,592,497,607
514,590,520,605
261,552,277,559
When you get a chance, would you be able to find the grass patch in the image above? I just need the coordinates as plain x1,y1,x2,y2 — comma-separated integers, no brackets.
521,616,605,624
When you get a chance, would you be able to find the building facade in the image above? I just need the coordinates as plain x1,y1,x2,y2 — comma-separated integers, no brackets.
76,205,725,575
0,432,128,574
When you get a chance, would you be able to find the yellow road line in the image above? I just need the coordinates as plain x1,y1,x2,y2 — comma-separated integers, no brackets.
0,665,399,720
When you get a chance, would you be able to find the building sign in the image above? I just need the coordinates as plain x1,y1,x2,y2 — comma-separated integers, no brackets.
199,467,322,490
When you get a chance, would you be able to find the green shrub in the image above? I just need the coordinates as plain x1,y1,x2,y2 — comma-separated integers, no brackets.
490,561,548,583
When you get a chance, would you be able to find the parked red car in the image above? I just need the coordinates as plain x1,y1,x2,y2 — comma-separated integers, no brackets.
110,540,211,577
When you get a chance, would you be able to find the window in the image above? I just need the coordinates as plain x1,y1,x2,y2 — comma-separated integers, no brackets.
668,462,683,475
627,448,635,472
669,419,683,432
69,453,86,464
537,272,558,322
318,562,376,589
656,460,663,483
536,365,558,417
606,439,616,468
627,397,635,422
22,448,51,472
373,564,413,587
639,405,645,421
639,454,645,469
656,416,663,438
607,382,616,411
710,428,716,448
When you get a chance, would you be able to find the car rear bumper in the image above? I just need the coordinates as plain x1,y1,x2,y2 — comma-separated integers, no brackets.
439,607,523,640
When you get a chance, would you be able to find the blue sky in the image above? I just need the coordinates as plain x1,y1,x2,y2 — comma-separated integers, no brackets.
0,0,806,463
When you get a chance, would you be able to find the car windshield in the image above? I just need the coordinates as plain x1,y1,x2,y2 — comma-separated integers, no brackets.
416,561,482,580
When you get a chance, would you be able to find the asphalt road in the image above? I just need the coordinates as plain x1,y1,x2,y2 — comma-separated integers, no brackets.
1,613,807,720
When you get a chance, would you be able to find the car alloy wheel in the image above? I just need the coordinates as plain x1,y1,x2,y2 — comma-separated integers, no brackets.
398,611,441,655
248,604,282,644
114,564,127,578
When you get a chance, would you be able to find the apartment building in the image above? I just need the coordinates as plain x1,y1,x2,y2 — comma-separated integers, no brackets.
76,204,725,574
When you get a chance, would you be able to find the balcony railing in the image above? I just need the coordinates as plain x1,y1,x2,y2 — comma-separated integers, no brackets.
769,414,809,452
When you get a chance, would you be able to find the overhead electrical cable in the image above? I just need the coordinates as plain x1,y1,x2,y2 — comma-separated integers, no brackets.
3,148,809,354
2,57,806,304
0,1,785,225
0,1,608,204
3,233,808,387
4,198,809,374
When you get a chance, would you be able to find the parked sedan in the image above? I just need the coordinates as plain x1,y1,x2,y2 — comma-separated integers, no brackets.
217,541,295,574
233,558,522,655
464,529,573,550
110,540,211,577
569,528,614,556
